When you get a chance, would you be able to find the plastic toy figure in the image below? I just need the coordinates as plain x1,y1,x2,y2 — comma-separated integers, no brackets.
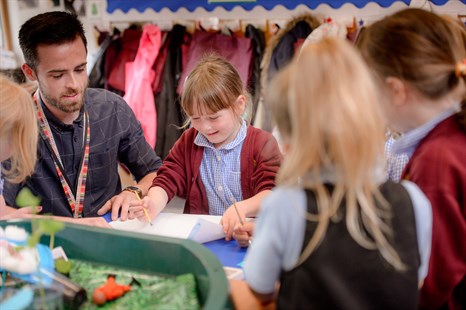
92,275,132,306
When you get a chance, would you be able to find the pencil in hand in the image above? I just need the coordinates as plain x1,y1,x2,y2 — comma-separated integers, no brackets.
230,197,252,245
142,207,153,226
230,197,244,226
135,192,153,226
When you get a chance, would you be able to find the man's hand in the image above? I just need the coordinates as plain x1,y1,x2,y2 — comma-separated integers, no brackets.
0,206,43,220
71,217,112,228
51,216,112,228
0,211,111,229
97,190,140,222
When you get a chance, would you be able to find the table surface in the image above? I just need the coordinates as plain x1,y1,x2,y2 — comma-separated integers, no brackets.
104,212,275,309
104,212,247,268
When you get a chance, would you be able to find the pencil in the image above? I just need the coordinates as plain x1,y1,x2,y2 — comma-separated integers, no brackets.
135,192,153,226
230,197,252,245
230,197,244,226
142,207,153,226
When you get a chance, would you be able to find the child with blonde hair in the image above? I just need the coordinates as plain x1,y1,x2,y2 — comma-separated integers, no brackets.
0,76,38,217
129,55,282,239
243,37,432,309
358,9,466,309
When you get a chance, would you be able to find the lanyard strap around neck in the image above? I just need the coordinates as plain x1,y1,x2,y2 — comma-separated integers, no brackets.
33,91,90,218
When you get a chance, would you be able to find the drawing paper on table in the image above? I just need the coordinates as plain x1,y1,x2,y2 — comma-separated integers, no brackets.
188,218,226,243
109,213,225,242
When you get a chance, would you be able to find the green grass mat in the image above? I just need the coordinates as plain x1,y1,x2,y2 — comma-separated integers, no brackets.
69,260,200,309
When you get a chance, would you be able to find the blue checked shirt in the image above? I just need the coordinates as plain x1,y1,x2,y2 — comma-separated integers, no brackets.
195,121,247,215
386,102,461,181
385,136,410,182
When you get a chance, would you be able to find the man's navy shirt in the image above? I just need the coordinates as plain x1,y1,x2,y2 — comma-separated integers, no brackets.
3,88,162,217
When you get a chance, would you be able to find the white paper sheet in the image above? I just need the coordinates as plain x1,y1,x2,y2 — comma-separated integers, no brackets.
187,218,226,243
110,213,226,243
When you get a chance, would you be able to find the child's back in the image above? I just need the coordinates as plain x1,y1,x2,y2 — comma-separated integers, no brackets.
277,182,419,309
243,37,432,309
358,9,466,309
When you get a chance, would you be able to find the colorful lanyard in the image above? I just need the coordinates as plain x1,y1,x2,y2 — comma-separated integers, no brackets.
33,91,90,218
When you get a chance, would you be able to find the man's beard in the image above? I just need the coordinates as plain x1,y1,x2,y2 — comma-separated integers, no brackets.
40,84,87,113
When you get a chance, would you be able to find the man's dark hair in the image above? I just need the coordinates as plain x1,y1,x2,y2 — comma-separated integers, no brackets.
19,11,87,70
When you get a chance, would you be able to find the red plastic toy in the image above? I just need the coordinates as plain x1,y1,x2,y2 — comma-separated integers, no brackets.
92,275,131,306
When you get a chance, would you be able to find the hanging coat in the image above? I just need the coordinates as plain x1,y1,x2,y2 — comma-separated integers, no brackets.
245,24,265,124
108,27,142,93
258,14,320,131
123,24,162,148
177,30,253,94
88,28,120,89
154,25,190,159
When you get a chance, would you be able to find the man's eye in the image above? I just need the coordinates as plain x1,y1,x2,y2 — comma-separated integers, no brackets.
52,75,63,79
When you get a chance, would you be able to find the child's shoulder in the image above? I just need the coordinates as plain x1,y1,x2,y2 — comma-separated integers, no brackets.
245,126,282,158
262,187,307,217
246,125,277,142
413,117,466,166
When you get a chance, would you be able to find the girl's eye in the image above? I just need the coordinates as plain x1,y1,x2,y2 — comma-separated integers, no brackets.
209,116,219,120
191,117,200,121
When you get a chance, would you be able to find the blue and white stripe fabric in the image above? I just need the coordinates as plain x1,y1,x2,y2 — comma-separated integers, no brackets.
195,121,247,215
385,136,409,182
385,102,460,181
391,103,461,158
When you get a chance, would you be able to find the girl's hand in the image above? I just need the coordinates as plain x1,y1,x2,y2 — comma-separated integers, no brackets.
221,203,246,241
128,197,155,222
233,222,255,247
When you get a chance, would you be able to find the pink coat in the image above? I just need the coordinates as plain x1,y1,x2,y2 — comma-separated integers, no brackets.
124,24,162,148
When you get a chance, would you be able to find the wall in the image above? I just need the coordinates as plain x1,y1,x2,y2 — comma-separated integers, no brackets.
4,0,466,67
5,0,99,65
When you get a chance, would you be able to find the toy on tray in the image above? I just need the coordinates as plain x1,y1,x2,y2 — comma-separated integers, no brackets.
92,275,140,306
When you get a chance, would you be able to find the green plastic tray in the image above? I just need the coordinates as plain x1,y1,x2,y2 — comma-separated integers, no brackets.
0,219,229,309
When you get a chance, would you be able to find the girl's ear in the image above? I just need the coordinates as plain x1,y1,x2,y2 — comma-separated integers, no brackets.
235,95,247,114
385,77,407,107
21,63,37,82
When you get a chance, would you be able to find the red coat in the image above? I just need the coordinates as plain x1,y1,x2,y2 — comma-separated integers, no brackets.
402,115,466,310
152,125,282,214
